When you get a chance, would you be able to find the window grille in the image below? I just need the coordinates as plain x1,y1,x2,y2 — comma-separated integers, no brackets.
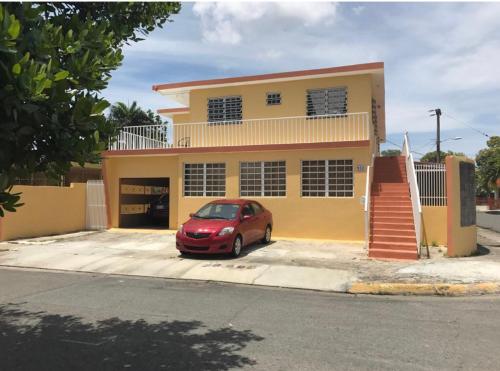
306,87,347,116
240,161,286,197
184,163,225,196
301,159,353,197
207,96,242,123
415,162,447,206
266,92,281,105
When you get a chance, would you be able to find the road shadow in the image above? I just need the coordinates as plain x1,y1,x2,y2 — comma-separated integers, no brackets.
179,241,276,260
0,304,264,371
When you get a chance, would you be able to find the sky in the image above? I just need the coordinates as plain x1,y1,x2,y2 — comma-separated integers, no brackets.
103,2,499,159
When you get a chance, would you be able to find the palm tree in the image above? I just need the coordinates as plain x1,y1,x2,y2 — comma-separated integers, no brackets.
108,101,152,127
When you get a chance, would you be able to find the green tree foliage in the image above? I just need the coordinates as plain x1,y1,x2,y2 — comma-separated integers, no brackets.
0,2,181,216
381,149,401,157
419,150,465,163
476,136,500,197
108,101,165,127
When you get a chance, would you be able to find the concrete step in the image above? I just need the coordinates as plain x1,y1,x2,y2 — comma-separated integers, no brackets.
372,210,413,218
370,241,417,251
372,192,410,197
372,228,415,236
368,248,418,260
371,221,415,229
371,201,412,207
371,234,417,244
371,205,413,211
372,196,412,202
370,216,414,223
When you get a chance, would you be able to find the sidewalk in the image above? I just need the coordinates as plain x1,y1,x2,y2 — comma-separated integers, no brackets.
0,227,499,296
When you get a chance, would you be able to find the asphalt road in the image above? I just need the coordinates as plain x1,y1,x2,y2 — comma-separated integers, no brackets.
477,211,500,233
1,268,500,371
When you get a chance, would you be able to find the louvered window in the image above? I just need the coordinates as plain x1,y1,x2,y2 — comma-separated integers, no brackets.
207,96,242,124
306,87,347,116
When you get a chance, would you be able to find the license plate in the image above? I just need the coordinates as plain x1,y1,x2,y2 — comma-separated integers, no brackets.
156,205,165,210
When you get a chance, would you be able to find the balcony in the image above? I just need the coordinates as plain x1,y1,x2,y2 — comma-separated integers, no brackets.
109,112,371,151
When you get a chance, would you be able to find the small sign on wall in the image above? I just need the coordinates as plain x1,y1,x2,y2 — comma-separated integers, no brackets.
357,164,365,172
459,161,476,226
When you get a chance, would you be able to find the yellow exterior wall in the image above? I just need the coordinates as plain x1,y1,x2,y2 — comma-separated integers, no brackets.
105,145,371,240
445,156,477,257
0,184,86,241
103,156,180,229
172,74,374,147
421,206,447,246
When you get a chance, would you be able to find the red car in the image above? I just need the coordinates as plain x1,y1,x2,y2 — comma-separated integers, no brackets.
176,199,273,257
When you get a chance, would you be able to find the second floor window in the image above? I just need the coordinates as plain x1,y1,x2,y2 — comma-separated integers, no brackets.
306,87,347,117
266,92,281,105
208,96,242,124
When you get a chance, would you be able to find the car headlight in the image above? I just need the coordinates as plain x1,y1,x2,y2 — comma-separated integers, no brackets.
178,224,184,234
218,226,234,236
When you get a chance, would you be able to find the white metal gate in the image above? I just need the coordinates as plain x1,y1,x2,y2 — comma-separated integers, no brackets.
415,162,447,206
86,180,107,230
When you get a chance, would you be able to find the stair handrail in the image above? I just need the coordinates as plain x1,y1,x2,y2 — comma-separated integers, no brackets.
364,154,375,249
402,133,422,254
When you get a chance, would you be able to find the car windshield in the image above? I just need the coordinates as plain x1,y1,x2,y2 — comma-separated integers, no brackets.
193,203,240,220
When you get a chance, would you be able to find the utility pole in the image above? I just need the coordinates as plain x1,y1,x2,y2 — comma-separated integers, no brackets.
429,108,442,162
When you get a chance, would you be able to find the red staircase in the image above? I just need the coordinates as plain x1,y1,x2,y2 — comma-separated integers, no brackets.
368,156,418,260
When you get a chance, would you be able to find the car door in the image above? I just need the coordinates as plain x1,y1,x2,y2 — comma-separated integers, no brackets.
239,204,256,244
250,202,267,240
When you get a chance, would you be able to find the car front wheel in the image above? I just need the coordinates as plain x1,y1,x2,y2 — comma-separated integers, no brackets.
231,235,242,257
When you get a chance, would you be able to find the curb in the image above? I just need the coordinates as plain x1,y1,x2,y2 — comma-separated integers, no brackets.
349,282,500,296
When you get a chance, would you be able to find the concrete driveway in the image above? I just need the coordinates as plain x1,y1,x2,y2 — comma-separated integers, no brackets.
1,228,500,294
0,230,366,292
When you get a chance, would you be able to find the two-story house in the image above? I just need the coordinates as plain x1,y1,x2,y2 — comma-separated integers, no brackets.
103,62,421,257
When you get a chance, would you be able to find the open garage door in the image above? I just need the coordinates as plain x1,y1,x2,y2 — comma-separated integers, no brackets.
119,177,169,229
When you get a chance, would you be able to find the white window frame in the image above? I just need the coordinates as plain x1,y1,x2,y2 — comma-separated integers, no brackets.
301,159,354,198
183,163,226,197
240,161,286,197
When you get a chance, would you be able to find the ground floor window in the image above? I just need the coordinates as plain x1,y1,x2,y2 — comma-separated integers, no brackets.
301,159,353,197
240,161,286,197
184,163,226,196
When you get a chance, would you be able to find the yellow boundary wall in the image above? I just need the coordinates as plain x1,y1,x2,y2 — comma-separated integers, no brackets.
0,183,87,241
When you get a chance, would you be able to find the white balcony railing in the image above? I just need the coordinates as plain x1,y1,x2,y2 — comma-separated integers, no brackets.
110,112,371,151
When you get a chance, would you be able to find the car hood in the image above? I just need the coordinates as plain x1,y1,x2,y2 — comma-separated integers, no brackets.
183,218,237,234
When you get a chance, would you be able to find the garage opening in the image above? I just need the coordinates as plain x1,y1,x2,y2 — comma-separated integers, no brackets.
119,178,170,229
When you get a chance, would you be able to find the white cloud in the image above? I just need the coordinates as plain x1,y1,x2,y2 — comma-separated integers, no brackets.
352,6,365,15
193,2,338,45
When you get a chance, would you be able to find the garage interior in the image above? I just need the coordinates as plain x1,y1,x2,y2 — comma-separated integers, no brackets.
119,178,170,229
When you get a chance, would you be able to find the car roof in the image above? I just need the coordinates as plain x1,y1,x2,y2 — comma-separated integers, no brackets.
208,199,256,206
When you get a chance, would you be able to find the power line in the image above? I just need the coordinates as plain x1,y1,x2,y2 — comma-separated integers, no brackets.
443,113,490,138
384,138,426,156
384,139,402,149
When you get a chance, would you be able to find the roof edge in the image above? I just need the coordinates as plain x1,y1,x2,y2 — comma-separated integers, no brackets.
152,62,384,92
